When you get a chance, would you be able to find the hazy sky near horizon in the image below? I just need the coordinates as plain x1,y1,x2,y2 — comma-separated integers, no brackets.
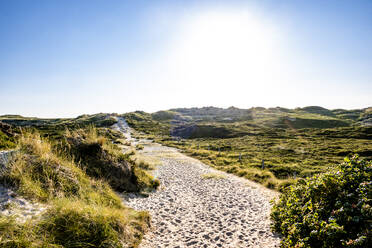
1,0,371,117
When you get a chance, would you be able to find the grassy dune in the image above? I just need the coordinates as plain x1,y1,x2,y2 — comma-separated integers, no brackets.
1,108,370,246
0,113,117,141
0,122,154,247
125,106,372,191
153,129,372,190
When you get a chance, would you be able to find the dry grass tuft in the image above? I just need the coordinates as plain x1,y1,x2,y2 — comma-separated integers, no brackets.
201,173,227,180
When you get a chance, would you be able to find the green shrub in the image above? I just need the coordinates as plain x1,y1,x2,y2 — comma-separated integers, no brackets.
271,155,371,247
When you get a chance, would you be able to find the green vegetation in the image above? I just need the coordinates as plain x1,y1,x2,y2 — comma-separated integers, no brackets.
0,113,117,140
0,117,155,247
0,122,16,150
271,156,371,248
125,151,160,191
0,199,149,248
124,106,372,137
0,130,16,150
65,127,140,192
124,111,170,136
2,132,98,202
0,113,117,128
42,199,149,248
124,106,372,190
151,110,183,121
1,107,371,246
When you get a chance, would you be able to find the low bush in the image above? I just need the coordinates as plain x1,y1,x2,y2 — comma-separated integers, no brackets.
271,155,371,247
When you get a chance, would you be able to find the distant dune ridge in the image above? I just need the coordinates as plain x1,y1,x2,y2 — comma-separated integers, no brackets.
123,105,372,191
122,105,372,139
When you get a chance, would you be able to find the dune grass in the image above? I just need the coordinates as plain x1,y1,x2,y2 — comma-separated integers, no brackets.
125,151,161,191
63,126,159,193
0,131,150,247
0,199,149,248
156,132,372,191
0,130,16,151
41,199,149,248
124,109,372,191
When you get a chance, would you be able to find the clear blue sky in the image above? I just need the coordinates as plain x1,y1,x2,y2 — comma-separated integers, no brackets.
1,0,371,117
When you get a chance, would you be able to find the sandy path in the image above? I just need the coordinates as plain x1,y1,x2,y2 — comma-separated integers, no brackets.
117,118,281,248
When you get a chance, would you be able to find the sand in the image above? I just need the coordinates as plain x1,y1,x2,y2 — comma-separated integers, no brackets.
116,118,281,248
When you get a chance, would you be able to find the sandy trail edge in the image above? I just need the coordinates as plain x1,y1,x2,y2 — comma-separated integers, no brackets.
0,150,46,222
115,117,281,248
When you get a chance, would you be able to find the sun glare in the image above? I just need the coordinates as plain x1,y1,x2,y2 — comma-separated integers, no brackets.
165,10,283,90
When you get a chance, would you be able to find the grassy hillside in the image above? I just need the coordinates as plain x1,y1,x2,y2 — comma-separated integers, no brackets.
0,113,117,140
124,106,372,190
165,106,360,127
124,106,372,138
0,116,157,247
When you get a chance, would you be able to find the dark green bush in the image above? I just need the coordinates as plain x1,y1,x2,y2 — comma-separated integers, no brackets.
271,155,371,248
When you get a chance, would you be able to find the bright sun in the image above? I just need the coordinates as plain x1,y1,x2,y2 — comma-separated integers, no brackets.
165,10,283,89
